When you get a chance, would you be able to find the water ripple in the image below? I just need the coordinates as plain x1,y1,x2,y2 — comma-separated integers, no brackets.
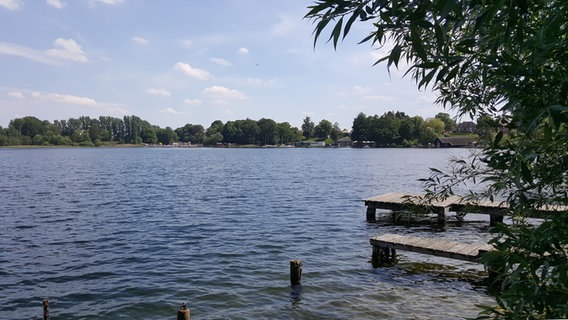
0,147,493,319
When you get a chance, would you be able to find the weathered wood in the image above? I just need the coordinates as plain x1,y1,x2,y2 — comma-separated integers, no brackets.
43,299,49,320
177,303,190,320
290,260,302,286
364,192,567,224
370,234,494,263
366,207,376,221
372,245,397,267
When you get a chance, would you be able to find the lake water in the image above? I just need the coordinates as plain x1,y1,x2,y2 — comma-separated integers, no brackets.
0,147,495,319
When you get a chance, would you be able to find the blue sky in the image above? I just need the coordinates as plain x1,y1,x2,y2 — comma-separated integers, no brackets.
0,0,451,130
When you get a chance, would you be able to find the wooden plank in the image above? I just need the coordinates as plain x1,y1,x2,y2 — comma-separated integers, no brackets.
365,192,567,220
370,234,493,263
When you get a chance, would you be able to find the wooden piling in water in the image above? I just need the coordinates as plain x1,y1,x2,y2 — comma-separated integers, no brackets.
290,260,302,285
42,299,49,320
177,303,190,320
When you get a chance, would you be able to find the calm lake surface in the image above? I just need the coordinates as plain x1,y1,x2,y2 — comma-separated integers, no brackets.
0,147,495,319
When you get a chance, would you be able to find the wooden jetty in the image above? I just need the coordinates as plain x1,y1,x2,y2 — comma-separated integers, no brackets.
364,192,465,224
370,234,494,266
364,192,566,225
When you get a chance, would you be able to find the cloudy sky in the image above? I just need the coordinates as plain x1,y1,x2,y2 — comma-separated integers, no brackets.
0,0,451,130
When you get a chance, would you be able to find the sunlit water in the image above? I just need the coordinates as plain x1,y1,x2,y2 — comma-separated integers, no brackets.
0,147,494,319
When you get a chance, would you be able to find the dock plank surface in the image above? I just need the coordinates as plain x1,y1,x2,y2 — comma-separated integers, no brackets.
370,234,494,263
364,192,567,224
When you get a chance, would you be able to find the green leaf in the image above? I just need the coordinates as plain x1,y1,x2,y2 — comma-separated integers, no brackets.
312,13,332,48
410,24,427,61
419,68,437,89
445,65,460,82
329,17,344,48
343,8,361,40
389,44,402,68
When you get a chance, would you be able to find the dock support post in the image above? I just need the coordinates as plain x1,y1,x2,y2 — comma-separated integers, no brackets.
489,210,504,227
177,303,190,320
290,260,302,286
366,207,376,221
43,299,49,320
371,246,397,267
436,206,449,224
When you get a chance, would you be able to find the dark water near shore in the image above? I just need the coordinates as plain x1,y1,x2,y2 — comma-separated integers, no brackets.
0,147,494,319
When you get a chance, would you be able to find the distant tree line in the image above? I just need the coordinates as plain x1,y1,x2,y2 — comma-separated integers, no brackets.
0,111,493,147
0,115,307,147
350,111,460,147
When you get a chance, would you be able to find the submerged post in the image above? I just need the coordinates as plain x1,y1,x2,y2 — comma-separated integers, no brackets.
290,260,302,285
371,242,397,267
177,302,190,320
42,299,49,320
435,206,448,225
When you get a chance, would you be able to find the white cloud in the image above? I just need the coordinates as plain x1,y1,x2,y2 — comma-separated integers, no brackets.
361,94,396,102
31,92,97,105
183,98,202,105
237,47,249,55
209,57,231,67
8,91,23,98
353,85,374,95
146,88,171,96
179,39,192,48
0,42,57,65
202,85,247,100
45,38,88,62
132,36,149,45
0,0,21,10
161,107,186,115
46,0,64,9
173,62,211,80
89,0,122,5
270,14,301,37
235,77,277,88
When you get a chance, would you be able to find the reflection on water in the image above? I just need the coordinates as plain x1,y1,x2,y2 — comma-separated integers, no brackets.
0,147,493,319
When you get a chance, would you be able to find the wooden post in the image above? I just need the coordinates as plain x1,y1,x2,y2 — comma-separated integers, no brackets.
372,245,397,267
42,299,49,320
366,206,376,221
435,206,448,225
489,209,504,227
290,260,302,285
177,303,190,320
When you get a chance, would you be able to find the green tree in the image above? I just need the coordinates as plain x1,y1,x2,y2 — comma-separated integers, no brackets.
238,119,260,145
156,126,178,145
276,122,302,145
140,125,158,144
476,114,500,147
175,124,204,144
314,119,333,139
205,120,224,145
257,118,277,145
424,118,445,136
330,122,342,141
370,112,402,146
350,112,369,142
206,120,224,136
221,121,241,144
301,116,315,139
307,0,568,318
435,112,456,133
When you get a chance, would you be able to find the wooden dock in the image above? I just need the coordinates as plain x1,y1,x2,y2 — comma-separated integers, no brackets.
364,192,465,224
363,192,566,225
370,234,494,266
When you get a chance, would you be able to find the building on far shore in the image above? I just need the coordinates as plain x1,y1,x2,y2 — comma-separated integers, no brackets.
434,136,477,148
